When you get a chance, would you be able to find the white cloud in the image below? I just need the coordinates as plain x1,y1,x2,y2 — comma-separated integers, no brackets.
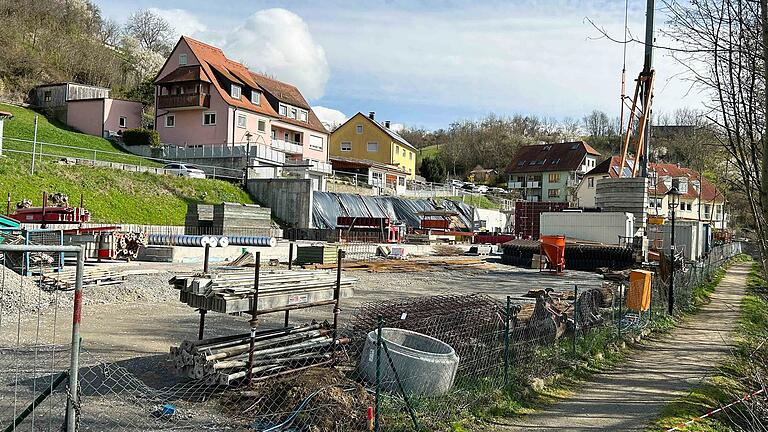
388,123,405,132
149,8,207,38
312,106,348,128
223,9,329,100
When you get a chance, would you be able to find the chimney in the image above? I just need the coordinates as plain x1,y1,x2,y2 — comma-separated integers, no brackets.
385,120,391,129
368,111,375,120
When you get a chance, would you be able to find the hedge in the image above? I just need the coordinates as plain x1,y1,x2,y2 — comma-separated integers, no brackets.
122,128,160,147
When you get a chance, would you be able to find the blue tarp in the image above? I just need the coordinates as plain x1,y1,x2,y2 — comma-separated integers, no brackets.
312,192,475,230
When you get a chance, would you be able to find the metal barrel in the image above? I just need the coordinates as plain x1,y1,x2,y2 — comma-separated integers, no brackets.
148,234,275,247
217,236,230,248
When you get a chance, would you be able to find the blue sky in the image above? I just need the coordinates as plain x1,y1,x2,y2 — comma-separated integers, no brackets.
95,0,704,130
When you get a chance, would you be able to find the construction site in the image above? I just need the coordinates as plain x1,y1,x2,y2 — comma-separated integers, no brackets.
0,0,761,430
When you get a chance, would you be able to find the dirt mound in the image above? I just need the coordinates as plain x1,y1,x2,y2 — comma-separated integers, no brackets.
226,367,372,432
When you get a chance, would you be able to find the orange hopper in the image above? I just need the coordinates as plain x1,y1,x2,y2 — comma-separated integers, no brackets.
540,235,566,274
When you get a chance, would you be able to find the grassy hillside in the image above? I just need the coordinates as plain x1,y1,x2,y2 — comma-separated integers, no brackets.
417,144,440,166
0,157,252,225
0,103,160,166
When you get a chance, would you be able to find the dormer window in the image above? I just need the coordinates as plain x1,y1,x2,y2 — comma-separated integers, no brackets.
179,54,187,65
290,108,297,119
231,84,241,100
279,103,287,116
299,110,308,122
251,91,261,105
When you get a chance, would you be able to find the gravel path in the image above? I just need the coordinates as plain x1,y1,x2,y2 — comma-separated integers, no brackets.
499,262,750,432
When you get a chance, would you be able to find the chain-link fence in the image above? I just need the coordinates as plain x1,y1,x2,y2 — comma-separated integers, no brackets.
0,242,743,431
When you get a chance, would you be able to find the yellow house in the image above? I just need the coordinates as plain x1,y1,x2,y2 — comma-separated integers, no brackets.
329,112,417,190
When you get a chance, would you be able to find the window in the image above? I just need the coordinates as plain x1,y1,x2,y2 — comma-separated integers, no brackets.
548,188,560,198
398,177,406,186
309,135,324,151
356,124,363,134
551,158,560,164
284,132,289,141
294,133,301,143
165,114,175,128
179,53,188,65
402,149,406,157
548,173,561,183
299,110,308,122
237,114,247,128
231,84,241,99
251,91,261,105
372,171,383,184
43,91,52,102
203,111,216,126
290,108,297,119
257,120,266,132
543,145,552,151
119,116,127,128
704,204,711,218
367,142,379,152
409,152,413,160
588,177,594,188
395,145,399,153
279,104,287,116
341,142,352,151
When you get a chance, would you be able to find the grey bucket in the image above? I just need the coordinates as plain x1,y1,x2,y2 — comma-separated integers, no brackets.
359,328,459,396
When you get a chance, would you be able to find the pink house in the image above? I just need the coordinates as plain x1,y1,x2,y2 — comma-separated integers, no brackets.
154,36,330,169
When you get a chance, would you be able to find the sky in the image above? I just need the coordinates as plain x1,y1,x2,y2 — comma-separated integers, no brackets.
95,0,705,130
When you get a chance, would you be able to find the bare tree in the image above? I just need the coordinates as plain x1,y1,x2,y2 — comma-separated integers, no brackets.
664,0,767,273
125,9,174,54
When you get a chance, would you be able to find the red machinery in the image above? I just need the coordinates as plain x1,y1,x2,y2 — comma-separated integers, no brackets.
336,216,402,243
8,192,90,225
540,235,566,274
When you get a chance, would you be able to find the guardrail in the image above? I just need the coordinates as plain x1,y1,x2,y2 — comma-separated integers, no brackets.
3,136,244,180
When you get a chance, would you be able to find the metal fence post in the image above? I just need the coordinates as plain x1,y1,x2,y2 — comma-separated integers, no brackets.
618,283,623,340
375,315,383,432
66,246,84,432
30,115,38,175
573,285,578,357
504,296,511,387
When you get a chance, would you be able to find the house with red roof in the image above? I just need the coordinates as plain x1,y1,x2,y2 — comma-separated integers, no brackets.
154,36,330,185
506,141,600,203
575,157,727,228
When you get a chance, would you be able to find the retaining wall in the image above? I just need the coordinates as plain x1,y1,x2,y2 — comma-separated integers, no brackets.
246,178,313,228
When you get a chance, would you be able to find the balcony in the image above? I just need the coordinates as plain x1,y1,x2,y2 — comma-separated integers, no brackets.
157,93,210,110
526,181,541,188
271,138,303,155
508,181,523,189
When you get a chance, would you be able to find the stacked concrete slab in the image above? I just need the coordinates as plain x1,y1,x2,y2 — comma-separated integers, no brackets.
212,202,271,235
595,177,648,234
185,204,214,234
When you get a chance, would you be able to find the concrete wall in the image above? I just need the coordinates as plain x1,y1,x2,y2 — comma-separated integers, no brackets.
595,177,648,234
326,181,376,196
246,178,313,228
66,99,104,137
474,208,507,232
540,211,634,245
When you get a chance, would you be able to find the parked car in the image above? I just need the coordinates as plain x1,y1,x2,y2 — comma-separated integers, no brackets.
461,183,476,190
475,185,489,193
450,179,464,188
163,163,206,179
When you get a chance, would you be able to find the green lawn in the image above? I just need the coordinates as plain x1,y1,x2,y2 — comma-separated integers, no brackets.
0,156,252,225
417,144,440,166
0,103,161,166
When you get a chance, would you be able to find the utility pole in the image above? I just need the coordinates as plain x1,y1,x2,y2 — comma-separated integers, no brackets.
639,0,655,178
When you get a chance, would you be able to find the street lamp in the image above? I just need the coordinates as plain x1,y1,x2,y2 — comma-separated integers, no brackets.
666,179,682,315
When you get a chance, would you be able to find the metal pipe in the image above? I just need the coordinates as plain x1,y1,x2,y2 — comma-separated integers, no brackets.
669,207,676,315
573,285,578,357
66,246,84,432
198,309,206,340
247,252,261,384
203,244,211,274
333,248,343,339
504,296,510,387
3,371,68,432
288,241,294,270
0,245,82,253
374,316,382,432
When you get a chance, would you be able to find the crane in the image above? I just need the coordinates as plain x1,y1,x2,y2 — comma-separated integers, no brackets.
618,0,656,178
